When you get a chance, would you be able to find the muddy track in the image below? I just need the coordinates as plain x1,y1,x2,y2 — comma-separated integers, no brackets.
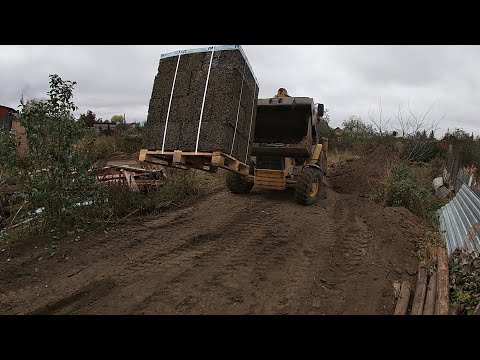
0,164,423,315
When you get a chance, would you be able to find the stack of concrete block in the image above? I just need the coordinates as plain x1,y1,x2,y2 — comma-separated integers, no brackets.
143,45,259,163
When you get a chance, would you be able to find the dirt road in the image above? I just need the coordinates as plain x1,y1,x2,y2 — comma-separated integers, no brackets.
0,156,427,315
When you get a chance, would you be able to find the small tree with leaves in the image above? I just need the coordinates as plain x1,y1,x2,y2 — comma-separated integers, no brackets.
13,74,103,233
79,110,97,128
342,115,375,138
111,114,124,124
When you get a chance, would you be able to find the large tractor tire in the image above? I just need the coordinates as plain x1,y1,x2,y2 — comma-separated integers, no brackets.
294,167,323,205
226,172,254,194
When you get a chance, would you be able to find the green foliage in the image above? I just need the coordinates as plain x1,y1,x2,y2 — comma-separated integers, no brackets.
372,161,438,219
0,129,19,185
342,115,375,138
111,114,124,124
1,76,223,241
400,136,443,163
451,129,480,169
449,250,480,315
4,74,103,234
77,127,144,163
429,156,445,179
79,110,97,128
103,170,223,219
328,115,398,154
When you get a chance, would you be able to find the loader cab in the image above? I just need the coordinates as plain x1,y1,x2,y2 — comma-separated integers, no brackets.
227,95,328,206
252,97,322,161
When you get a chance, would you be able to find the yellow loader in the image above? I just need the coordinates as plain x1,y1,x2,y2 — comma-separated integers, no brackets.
226,88,328,205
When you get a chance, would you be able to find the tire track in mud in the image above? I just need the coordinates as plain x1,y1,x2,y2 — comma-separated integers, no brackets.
313,193,375,314
77,195,277,314
113,200,280,314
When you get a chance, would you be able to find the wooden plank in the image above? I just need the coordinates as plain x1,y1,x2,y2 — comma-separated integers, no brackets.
143,150,213,157
123,171,140,192
411,260,428,315
140,149,249,176
423,271,437,315
237,163,250,176
173,150,184,164
211,153,225,166
255,169,284,178
394,281,412,315
138,149,148,162
435,248,450,315
143,154,169,166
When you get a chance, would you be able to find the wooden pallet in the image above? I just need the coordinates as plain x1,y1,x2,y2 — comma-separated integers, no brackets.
139,149,250,176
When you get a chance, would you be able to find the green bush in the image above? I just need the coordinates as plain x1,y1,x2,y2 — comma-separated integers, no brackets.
1,75,221,241
449,250,480,315
372,161,435,219
77,129,144,164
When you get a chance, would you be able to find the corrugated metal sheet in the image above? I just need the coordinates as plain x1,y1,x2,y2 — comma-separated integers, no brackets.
438,184,480,256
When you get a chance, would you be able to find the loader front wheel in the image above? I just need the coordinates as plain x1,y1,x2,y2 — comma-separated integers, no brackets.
226,172,254,194
295,167,323,205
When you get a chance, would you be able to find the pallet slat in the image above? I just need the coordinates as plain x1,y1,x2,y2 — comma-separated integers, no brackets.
394,281,412,315
435,248,449,315
411,260,428,315
140,149,249,176
423,271,437,315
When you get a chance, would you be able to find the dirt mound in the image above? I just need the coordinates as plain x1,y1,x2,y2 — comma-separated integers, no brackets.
329,145,397,196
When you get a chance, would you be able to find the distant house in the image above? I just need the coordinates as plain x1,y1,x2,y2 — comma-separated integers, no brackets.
0,105,28,157
334,127,343,137
93,121,117,133
0,105,17,131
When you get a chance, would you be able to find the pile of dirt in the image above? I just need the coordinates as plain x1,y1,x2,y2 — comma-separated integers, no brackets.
329,145,398,196
143,48,258,162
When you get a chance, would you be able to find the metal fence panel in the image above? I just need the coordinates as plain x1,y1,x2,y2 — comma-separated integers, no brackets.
438,184,480,256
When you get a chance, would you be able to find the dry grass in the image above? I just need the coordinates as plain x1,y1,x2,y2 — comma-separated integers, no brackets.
416,230,444,271
328,149,362,167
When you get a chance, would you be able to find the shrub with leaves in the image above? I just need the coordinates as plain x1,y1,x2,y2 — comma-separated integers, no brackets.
449,250,480,315
7,74,104,233
372,161,435,219
0,129,19,185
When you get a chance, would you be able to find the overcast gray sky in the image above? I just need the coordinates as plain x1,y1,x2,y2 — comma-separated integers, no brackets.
1,45,479,137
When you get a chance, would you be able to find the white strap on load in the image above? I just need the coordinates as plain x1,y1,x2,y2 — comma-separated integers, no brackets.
160,45,259,89
230,60,247,156
161,54,181,153
195,46,215,153
245,84,258,163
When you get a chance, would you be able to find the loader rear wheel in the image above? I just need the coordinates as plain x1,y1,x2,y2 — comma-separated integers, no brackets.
295,167,323,205
226,172,254,194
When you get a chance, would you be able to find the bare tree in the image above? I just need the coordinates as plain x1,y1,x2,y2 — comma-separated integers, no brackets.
394,103,412,138
368,97,391,135
394,102,446,162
